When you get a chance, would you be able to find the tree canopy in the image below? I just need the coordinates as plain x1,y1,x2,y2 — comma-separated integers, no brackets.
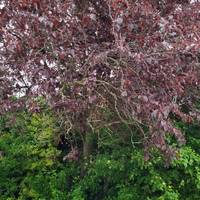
0,0,200,160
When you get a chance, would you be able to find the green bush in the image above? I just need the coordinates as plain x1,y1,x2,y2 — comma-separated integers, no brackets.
1,111,200,200
69,122,200,200
0,112,79,200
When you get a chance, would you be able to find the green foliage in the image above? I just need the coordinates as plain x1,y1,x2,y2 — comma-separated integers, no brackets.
1,111,200,199
0,112,79,200
68,122,200,200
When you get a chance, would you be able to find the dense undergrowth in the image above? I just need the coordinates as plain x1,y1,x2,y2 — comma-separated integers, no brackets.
0,111,200,200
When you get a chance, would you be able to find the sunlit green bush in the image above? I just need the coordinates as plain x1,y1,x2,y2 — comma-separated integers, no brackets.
0,112,79,200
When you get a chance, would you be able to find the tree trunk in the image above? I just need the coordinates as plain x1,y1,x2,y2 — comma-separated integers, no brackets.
81,131,97,176
83,131,96,159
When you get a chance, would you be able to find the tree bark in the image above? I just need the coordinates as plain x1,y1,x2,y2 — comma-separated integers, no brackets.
83,131,96,159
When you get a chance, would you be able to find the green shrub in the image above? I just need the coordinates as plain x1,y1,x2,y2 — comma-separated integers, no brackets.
69,122,200,200
1,111,200,200
0,112,79,200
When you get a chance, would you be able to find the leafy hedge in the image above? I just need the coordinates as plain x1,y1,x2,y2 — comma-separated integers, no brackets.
0,112,200,200
69,123,200,200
